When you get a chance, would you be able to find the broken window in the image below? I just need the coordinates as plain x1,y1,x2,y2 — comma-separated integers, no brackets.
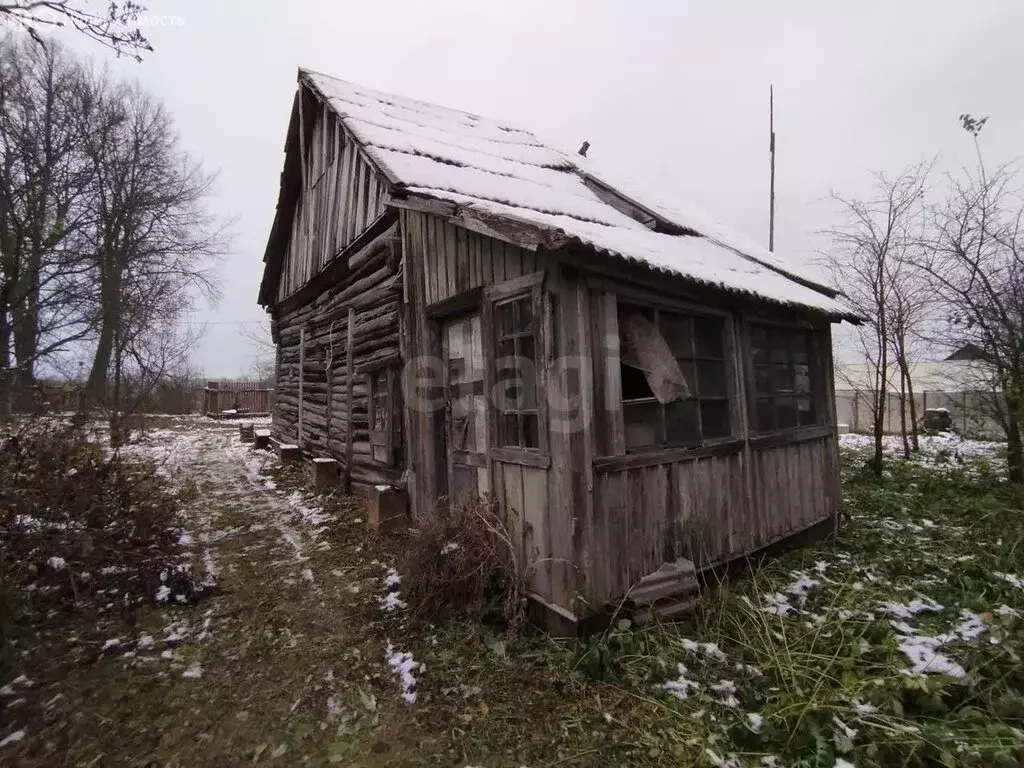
619,305,731,451
444,315,486,453
750,324,819,432
495,294,539,449
368,367,402,465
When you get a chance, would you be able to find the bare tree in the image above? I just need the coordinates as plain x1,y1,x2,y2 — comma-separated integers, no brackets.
886,237,933,454
916,116,1024,482
0,33,101,414
0,1,150,59
81,78,223,405
823,162,931,475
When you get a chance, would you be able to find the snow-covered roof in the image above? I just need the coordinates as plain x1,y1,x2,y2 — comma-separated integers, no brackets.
301,69,856,320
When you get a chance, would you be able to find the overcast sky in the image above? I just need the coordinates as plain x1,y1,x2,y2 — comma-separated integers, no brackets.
58,0,1024,375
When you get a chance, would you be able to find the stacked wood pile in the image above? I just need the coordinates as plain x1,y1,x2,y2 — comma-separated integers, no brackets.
271,221,403,487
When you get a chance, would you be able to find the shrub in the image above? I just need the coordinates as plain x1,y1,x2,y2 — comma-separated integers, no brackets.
0,419,202,676
400,494,525,637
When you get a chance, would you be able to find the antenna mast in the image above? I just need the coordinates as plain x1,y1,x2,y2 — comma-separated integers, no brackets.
768,84,776,252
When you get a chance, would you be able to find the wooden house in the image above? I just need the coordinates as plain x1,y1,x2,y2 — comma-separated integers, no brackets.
257,69,859,630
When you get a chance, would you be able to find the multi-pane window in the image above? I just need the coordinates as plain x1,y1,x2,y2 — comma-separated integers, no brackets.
495,295,539,449
619,305,731,451
750,324,818,432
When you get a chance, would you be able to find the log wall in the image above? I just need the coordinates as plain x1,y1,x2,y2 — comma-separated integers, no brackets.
272,222,403,487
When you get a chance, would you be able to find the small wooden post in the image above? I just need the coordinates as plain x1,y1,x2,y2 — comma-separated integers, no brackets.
299,328,306,449
344,308,355,488
239,423,255,443
254,429,271,450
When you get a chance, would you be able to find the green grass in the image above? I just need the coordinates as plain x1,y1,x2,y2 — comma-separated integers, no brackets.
3,430,1023,767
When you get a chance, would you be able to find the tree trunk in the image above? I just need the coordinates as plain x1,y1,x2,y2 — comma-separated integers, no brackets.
12,268,40,389
871,352,888,478
1007,409,1023,485
87,251,121,402
901,357,920,452
0,299,11,421
898,365,910,459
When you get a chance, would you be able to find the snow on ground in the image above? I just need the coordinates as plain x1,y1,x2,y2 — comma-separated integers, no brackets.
384,642,423,704
839,431,1004,471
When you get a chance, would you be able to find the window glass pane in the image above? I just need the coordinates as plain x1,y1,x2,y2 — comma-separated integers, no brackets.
776,397,798,429
770,330,789,364
754,365,773,395
700,400,730,439
660,313,694,360
517,296,533,331
502,412,519,446
665,400,700,446
496,338,516,371
756,398,776,432
694,316,725,359
772,363,794,393
797,397,816,427
794,363,811,394
497,302,515,337
520,356,537,411
792,332,809,365
518,335,535,367
678,359,698,397
624,401,662,449
750,326,769,364
698,360,728,398
521,413,539,449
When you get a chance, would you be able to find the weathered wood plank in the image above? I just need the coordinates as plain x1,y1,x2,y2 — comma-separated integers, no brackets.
522,467,550,601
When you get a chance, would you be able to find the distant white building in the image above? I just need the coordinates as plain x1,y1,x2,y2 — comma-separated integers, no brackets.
834,352,1001,438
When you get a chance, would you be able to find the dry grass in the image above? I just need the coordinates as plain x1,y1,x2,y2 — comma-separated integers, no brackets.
400,495,526,637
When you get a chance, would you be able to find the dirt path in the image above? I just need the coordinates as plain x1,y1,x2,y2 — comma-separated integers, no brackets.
10,422,612,768
14,425,418,766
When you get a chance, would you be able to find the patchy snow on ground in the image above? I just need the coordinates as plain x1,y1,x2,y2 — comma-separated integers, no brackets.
385,642,423,704
839,431,1005,472
0,729,26,748
661,663,701,700
119,427,208,479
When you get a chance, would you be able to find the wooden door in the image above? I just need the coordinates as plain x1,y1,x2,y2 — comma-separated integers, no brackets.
441,314,489,506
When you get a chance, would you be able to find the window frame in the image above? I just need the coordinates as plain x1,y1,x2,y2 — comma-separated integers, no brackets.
365,362,403,467
746,319,826,435
615,300,735,453
483,272,550,467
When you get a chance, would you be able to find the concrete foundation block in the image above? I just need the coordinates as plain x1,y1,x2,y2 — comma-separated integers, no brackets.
277,443,301,462
309,457,339,491
360,484,408,532
239,423,255,443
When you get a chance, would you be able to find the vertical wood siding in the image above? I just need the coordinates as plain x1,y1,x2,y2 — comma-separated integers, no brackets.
590,435,836,603
419,214,538,306
277,104,389,303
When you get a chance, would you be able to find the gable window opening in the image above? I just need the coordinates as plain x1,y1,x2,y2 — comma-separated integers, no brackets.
495,294,539,450
750,324,818,432
619,305,730,452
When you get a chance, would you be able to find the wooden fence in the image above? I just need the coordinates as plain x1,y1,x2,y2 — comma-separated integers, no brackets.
204,380,274,417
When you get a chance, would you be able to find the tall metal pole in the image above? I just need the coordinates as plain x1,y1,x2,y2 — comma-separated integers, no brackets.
768,85,776,253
